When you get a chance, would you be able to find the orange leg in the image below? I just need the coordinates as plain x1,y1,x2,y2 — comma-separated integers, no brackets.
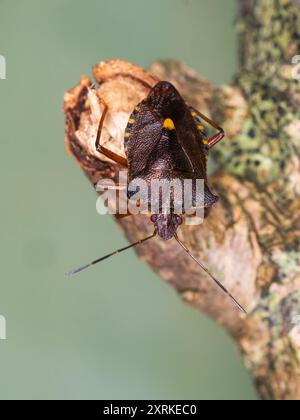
95,94,128,167
190,107,225,150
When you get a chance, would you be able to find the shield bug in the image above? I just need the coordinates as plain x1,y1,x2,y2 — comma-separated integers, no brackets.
67,80,246,313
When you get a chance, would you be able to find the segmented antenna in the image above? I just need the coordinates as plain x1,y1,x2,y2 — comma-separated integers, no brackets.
174,234,246,314
66,231,157,277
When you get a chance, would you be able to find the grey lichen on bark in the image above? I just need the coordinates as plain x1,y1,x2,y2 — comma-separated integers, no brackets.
64,0,300,400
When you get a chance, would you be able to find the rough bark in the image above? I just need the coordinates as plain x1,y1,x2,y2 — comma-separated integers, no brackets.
63,0,300,400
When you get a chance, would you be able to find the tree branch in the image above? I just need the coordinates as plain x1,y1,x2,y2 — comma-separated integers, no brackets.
63,0,300,400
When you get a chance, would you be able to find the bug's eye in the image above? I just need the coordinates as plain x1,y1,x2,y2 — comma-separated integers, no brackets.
151,214,158,223
176,215,183,225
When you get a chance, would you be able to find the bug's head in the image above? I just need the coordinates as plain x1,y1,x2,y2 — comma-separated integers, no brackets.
148,81,183,118
151,213,183,241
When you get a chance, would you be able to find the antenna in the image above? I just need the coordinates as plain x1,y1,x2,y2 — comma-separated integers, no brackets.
66,231,157,277
174,234,246,314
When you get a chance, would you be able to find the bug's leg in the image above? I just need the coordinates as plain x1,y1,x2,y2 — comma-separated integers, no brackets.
115,212,133,219
95,181,128,192
94,180,128,193
95,179,133,218
95,94,128,167
190,107,225,150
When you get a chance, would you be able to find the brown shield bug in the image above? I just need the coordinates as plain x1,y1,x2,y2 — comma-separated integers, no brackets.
67,80,246,313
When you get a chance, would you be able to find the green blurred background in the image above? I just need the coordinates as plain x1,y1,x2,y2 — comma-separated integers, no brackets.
0,0,258,400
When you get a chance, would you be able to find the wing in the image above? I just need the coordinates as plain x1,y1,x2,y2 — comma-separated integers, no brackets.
125,103,164,179
174,106,208,179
